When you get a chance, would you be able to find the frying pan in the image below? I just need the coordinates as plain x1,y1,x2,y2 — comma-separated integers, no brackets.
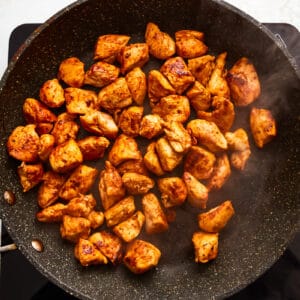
0,0,299,299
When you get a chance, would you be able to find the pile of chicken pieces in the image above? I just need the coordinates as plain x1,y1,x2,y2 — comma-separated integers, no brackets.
6,22,276,273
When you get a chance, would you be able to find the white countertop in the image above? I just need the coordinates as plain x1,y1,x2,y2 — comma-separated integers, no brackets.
0,0,299,77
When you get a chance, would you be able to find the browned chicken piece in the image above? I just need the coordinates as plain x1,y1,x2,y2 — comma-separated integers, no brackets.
57,57,85,88
97,77,132,112
125,67,147,105
75,238,108,266
123,239,161,274
99,161,126,210
157,177,187,208
175,29,208,59
89,231,123,265
38,134,55,161
104,196,136,227
17,162,44,192
182,172,208,209
227,57,261,106
80,110,118,139
122,172,155,195
184,146,216,180
145,22,176,60
94,34,130,63
65,194,96,217
188,55,215,86
84,61,120,88
142,193,168,234
155,136,183,172
139,114,164,139
49,139,83,173
117,158,149,176
77,136,110,161
231,149,251,171
87,211,105,229
250,107,276,148
39,79,65,109
143,142,165,176
7,124,40,162
36,203,66,223
35,123,54,135
108,134,142,166
198,200,235,233
186,81,211,112
192,231,219,263
160,57,195,95
113,211,145,243
187,119,228,153
60,215,91,243
51,117,80,145
118,106,144,137
152,95,190,123
65,87,98,115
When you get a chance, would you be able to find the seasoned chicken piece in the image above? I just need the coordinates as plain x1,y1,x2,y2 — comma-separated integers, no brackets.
117,158,149,176
36,203,66,223
39,78,65,108
182,172,208,209
60,215,91,243
145,22,175,60
192,231,218,263
157,177,187,208
187,119,227,152
108,134,142,166
184,146,216,180
84,61,120,88
113,211,145,243
231,149,251,171
35,123,54,135
75,238,108,266
118,106,144,137
143,142,165,176
38,134,55,161
152,95,190,123
17,162,44,192
160,57,195,95
65,194,96,217
77,136,110,161
97,77,132,112
198,200,235,233
139,114,164,139
99,161,126,210
125,67,147,105
227,57,261,106
94,34,130,63
104,196,136,227
142,193,168,234
87,211,105,229
250,108,276,148
57,57,85,88
122,172,155,195
80,110,118,139
123,239,161,274
89,231,123,265
7,124,40,162
186,81,211,112
49,139,83,173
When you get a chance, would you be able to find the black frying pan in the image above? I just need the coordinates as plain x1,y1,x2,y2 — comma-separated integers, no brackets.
0,0,299,299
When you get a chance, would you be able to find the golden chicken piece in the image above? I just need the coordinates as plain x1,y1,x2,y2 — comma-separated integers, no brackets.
65,194,96,218
75,238,108,266
77,136,110,161
186,81,211,112
84,61,120,88
123,239,161,274
80,110,118,139
143,142,165,176
60,215,91,243
51,117,80,145
142,193,168,234
99,161,126,210
122,172,155,195
157,177,187,208
17,162,44,192
198,200,235,233
187,119,228,153
192,231,219,263
227,57,261,106
113,211,145,243
182,172,208,209
118,106,144,137
94,34,130,63
145,22,176,60
87,211,105,229
35,123,54,135
231,149,251,171
57,57,85,88
104,196,136,227
139,114,164,139
49,139,83,173
160,56,195,95
38,134,55,161
36,203,66,223
7,124,40,162
250,107,276,148
184,146,216,180
117,158,149,176
39,78,65,108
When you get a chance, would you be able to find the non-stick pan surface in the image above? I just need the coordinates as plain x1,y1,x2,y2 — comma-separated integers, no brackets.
0,0,299,299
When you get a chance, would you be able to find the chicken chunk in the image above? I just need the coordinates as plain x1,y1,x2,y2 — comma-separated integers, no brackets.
39,78,65,108
231,149,251,171
139,114,164,139
51,117,80,145
65,194,96,217
38,134,55,161
77,136,110,161
36,203,66,223
117,158,149,176
122,172,155,195
87,211,105,229
17,162,44,192
186,81,211,112
143,142,165,176
118,106,144,137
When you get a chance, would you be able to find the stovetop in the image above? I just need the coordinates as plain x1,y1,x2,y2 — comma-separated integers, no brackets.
0,23,300,300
